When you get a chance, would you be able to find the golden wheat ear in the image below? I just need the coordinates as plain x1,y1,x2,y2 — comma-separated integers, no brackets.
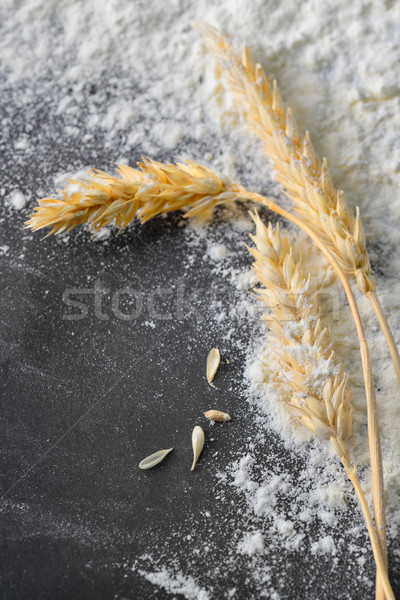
196,21,400,403
249,211,353,455
25,159,242,236
195,23,372,285
248,213,394,600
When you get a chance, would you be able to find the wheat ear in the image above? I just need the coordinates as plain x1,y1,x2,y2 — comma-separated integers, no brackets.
195,20,400,411
25,159,242,236
248,212,394,600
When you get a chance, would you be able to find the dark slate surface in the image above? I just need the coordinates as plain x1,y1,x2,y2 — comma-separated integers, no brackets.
1,73,399,600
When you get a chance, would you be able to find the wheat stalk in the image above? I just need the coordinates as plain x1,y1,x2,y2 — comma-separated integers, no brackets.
196,24,393,597
26,159,242,236
195,20,400,415
248,212,394,600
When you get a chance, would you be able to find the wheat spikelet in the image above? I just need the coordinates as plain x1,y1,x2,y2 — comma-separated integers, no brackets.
26,159,242,236
248,212,353,461
248,212,394,599
196,22,374,295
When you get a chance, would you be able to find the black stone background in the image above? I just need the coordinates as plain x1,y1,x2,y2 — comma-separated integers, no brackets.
0,63,399,600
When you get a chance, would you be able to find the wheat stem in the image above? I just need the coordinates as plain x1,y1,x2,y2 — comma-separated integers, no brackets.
366,294,394,599
367,291,400,390
341,456,394,600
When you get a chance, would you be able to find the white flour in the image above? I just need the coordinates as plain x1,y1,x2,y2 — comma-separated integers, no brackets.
5,190,27,211
1,0,400,598
136,563,212,600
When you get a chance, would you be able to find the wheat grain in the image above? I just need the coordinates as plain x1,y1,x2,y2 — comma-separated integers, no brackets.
191,426,205,472
25,159,242,236
248,212,394,600
138,448,173,470
206,347,221,386
204,410,231,422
